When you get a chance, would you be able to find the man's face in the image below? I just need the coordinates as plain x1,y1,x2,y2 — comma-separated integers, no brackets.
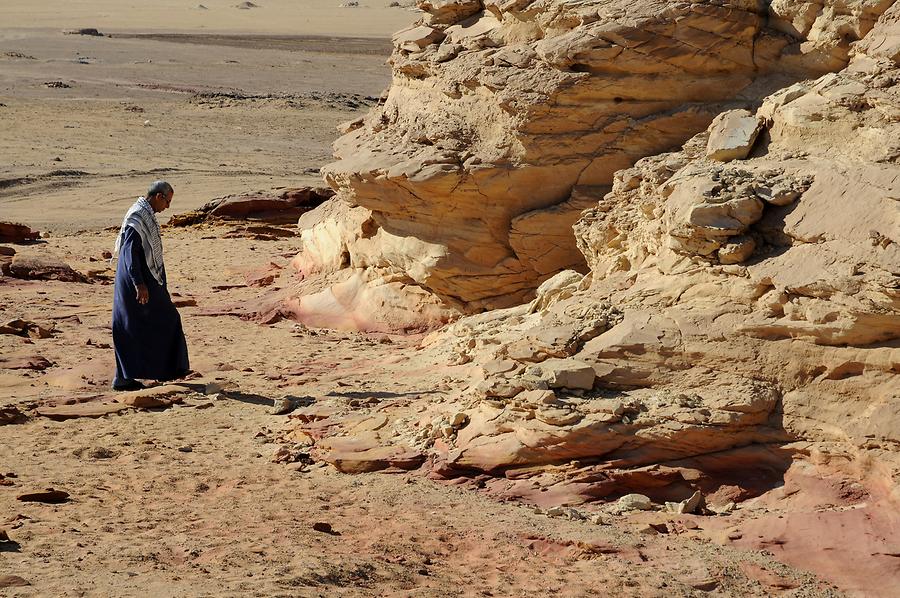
152,190,174,213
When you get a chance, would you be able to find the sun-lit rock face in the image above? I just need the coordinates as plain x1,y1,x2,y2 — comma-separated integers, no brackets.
421,5,900,491
283,6,900,590
313,0,895,312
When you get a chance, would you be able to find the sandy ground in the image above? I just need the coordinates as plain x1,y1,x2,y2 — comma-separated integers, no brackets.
3,0,417,37
0,230,841,597
0,5,864,598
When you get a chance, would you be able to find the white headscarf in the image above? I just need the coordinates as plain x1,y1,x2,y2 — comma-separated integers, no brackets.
113,197,165,286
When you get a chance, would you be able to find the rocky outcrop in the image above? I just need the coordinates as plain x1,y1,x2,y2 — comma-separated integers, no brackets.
169,187,333,226
1,253,88,283
422,8,900,492
0,221,40,243
308,0,898,314
291,0,900,512
277,5,900,593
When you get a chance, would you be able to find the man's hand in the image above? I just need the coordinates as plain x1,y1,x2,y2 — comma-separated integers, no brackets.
136,284,149,305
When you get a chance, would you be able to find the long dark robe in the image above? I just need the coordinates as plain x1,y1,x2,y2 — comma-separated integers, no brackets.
112,226,189,383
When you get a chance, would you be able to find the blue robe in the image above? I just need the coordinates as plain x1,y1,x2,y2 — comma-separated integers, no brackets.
112,226,189,383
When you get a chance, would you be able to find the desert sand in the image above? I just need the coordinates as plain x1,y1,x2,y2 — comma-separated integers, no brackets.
2,1,899,597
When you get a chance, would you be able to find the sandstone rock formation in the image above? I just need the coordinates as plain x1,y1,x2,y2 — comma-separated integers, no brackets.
1,253,88,283
283,5,900,590
169,186,333,227
0,221,39,243
298,0,899,317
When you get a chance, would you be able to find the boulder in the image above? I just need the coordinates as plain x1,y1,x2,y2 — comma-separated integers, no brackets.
4,254,87,282
534,358,596,390
0,222,39,243
0,319,54,339
169,187,334,226
705,110,765,162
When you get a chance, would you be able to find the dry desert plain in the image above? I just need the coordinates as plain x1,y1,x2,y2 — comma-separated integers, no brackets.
0,1,894,597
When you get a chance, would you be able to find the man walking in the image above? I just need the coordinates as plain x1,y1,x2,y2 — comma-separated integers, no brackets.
111,180,189,391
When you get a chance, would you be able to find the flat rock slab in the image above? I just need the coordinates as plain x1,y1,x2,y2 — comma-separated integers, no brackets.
706,109,765,162
0,575,30,588
118,384,190,408
0,221,40,243
36,402,130,420
16,488,70,503
0,406,27,425
0,353,53,370
318,437,425,474
6,254,87,282
0,319,54,339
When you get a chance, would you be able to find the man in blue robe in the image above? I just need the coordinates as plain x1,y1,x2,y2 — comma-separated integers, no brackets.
111,181,189,391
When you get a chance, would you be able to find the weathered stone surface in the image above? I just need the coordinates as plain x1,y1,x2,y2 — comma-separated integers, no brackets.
306,0,895,316
35,402,130,420
0,575,30,588
4,253,87,282
169,187,333,226
705,109,765,162
532,358,595,390
393,25,445,52
317,436,425,473
426,21,900,493
0,221,39,243
275,8,900,595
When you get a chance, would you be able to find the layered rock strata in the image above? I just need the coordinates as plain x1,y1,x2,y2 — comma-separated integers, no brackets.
423,10,900,491
304,0,897,315
289,0,899,532
278,5,900,592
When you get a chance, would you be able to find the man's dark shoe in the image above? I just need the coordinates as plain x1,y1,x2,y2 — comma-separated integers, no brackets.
112,379,145,392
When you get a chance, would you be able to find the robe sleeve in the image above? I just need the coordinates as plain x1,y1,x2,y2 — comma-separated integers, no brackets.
122,227,146,288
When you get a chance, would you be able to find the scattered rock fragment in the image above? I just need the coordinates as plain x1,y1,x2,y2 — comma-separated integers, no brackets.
63,28,104,36
615,494,653,512
0,405,27,426
0,575,30,588
0,319,55,339
4,51,36,59
664,490,704,515
118,385,188,408
717,235,756,264
4,254,87,282
0,222,39,243
534,358,596,390
312,522,340,535
86,447,117,460
271,445,313,465
169,187,333,227
36,402,129,420
271,397,296,415
705,109,765,162
16,488,70,503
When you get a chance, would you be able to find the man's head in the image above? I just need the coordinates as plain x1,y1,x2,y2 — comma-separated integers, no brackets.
146,180,174,213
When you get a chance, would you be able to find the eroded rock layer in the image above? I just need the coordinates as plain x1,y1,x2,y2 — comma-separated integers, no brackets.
419,5,900,493
271,4,900,593
312,0,897,312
